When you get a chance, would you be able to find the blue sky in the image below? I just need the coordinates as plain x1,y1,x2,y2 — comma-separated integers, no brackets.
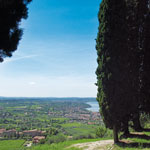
0,0,100,97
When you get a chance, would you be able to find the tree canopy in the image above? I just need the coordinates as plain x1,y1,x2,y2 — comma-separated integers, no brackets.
96,0,129,143
96,0,150,143
0,0,32,62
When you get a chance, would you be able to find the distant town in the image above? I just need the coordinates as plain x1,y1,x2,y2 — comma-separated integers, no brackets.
0,98,102,145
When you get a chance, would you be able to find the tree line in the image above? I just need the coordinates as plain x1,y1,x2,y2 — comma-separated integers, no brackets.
96,0,150,143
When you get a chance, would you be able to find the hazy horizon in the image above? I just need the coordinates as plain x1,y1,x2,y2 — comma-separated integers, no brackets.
0,96,96,98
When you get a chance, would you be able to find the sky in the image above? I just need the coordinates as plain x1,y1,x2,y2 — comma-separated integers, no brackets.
0,0,101,97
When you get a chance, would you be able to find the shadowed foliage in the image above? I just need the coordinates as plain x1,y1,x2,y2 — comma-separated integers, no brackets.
0,0,32,62
141,1,150,116
96,0,129,143
117,141,150,148
96,0,150,143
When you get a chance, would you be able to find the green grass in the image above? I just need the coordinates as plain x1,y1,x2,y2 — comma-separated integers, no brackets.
0,140,25,150
113,142,150,150
112,132,150,150
52,118,69,121
26,138,108,150
113,146,150,150
61,123,99,139
25,143,81,150
61,123,82,128
143,131,150,136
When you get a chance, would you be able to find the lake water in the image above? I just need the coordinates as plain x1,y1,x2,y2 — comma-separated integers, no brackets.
86,101,99,112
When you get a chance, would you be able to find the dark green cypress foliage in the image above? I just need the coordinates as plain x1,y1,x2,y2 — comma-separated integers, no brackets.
0,0,32,62
141,1,150,115
133,0,150,131
96,0,129,143
123,0,150,131
127,0,150,130
125,0,143,131
96,0,150,139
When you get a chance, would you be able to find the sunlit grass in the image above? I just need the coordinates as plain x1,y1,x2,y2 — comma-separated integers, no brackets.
26,138,109,150
0,140,25,150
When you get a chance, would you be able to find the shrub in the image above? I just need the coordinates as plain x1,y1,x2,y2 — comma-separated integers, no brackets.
96,126,107,138
46,127,59,136
46,133,66,144
96,126,113,138
140,113,150,128
73,133,95,140
39,139,46,144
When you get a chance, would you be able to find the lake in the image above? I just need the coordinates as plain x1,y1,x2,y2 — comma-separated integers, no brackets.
86,101,99,112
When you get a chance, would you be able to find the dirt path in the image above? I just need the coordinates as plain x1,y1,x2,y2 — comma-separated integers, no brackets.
71,139,114,150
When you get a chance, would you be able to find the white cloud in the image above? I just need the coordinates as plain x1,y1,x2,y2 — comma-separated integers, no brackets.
29,82,36,85
3,55,38,64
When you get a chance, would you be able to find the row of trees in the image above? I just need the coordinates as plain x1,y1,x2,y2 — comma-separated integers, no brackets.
96,0,150,143
0,0,32,62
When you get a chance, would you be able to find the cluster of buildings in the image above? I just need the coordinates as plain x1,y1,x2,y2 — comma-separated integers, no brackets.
48,106,101,124
21,129,45,137
33,136,45,143
64,111,101,123
0,129,46,143
0,129,16,137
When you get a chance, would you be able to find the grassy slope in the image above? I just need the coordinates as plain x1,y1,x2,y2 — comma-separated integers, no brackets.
2,132,150,150
0,140,25,150
25,138,110,150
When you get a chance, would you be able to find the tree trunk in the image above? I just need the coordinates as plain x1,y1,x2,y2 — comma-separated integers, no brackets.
123,120,130,136
133,113,142,131
113,124,119,143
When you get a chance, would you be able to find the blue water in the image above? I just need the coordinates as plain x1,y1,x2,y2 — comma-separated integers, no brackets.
86,101,99,112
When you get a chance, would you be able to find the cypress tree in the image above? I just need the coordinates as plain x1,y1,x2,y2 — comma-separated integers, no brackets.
125,0,143,131
96,0,150,140
0,0,32,62
141,1,150,116
96,0,129,143
123,0,150,131
128,0,150,130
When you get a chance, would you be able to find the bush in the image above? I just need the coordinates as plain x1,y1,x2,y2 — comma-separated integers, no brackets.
104,129,113,138
46,133,66,144
96,126,107,138
140,113,150,128
39,139,46,144
96,126,113,138
73,133,95,140
46,127,59,136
